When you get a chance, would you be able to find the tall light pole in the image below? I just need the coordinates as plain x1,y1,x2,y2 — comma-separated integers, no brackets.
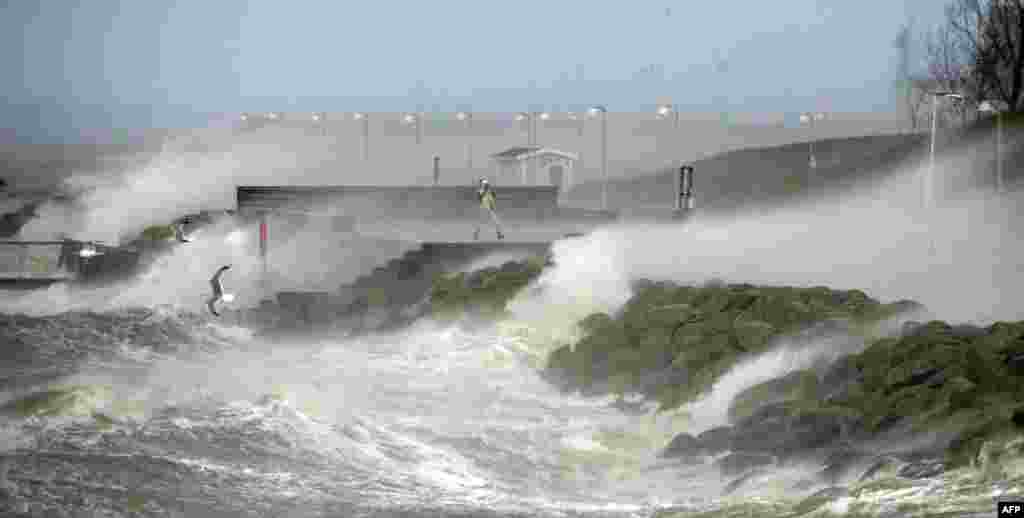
978,99,1007,193
515,111,550,146
799,112,825,170
353,112,369,160
568,111,584,137
456,111,473,170
926,91,964,210
588,105,609,211
238,112,252,133
656,103,680,129
311,112,327,137
402,113,422,145
515,111,549,183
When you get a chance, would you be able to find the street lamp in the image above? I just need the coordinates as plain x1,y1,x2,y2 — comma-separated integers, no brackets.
588,105,609,211
978,99,1008,193
456,111,473,170
799,112,826,169
311,112,327,137
515,111,549,183
353,112,369,160
656,103,679,129
515,111,549,145
926,91,965,210
402,112,423,144
567,111,584,137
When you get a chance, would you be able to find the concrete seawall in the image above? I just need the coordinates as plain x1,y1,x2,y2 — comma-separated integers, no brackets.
240,241,552,334
237,185,562,221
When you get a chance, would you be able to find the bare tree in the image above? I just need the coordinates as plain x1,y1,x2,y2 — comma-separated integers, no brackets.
974,0,1024,110
938,0,1024,111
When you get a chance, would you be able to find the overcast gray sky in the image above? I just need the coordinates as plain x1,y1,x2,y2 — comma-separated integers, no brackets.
3,1,946,143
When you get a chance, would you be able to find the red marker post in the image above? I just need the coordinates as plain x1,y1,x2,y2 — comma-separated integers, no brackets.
259,216,268,291
259,220,268,258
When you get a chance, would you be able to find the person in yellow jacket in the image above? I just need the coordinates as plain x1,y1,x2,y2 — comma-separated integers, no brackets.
474,178,504,240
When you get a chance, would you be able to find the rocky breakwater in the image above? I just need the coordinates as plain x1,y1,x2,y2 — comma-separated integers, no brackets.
547,280,1024,503
541,281,921,408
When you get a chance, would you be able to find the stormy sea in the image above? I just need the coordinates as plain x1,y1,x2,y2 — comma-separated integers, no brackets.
1,143,1023,517
0,304,689,518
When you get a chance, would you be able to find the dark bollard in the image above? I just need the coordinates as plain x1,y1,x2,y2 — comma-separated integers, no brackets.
673,165,695,220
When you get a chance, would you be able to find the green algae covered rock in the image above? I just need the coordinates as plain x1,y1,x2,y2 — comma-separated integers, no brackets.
727,369,821,423
543,281,918,412
141,224,176,241
808,319,1024,469
427,257,547,322
0,385,113,418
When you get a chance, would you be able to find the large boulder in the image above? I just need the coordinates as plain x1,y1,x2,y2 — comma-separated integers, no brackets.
819,320,1024,468
659,433,704,460
696,426,734,455
975,435,1024,481
427,256,546,322
715,452,776,476
727,369,820,423
729,402,857,457
543,282,921,413
817,446,873,485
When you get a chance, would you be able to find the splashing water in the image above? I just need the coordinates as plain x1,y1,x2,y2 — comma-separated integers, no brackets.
0,139,1021,516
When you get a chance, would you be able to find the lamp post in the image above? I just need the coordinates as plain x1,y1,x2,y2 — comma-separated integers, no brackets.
238,113,251,133
978,99,1007,193
568,111,585,137
515,111,550,146
568,111,584,179
656,103,680,129
311,112,327,137
926,91,964,210
456,111,473,170
402,112,422,144
588,105,609,211
515,111,549,183
799,112,825,170
353,112,369,160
